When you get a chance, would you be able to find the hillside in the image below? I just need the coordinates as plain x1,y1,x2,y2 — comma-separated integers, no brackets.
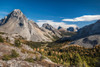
58,20,100,48
0,34,63,67
0,9,100,67
70,20,100,48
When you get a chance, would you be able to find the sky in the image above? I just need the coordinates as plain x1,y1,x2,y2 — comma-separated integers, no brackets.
0,0,100,28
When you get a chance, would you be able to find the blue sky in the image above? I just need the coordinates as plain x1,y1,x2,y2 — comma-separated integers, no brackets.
0,0,100,28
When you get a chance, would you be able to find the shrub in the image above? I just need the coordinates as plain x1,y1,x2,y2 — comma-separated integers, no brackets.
0,36,4,42
35,56,40,61
40,56,46,60
6,37,10,42
2,55,11,61
25,41,45,49
14,39,21,47
24,58,34,62
48,51,52,56
2,50,19,61
10,50,19,58
0,32,5,34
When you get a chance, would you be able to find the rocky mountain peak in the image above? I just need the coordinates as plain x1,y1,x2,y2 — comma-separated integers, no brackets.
67,27,74,32
42,23,53,30
58,26,66,32
42,23,61,38
95,20,100,23
13,9,22,14
10,9,24,18
0,9,25,26
0,9,62,42
14,9,21,12
58,26,62,30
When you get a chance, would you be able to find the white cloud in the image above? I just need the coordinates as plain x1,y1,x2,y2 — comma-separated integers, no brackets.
0,16,3,20
0,11,8,15
0,11,9,20
62,15,100,22
37,20,77,29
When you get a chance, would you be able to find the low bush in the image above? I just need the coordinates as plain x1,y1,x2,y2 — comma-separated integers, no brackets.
2,50,19,61
25,41,45,49
2,55,11,61
10,50,19,58
0,36,4,42
24,58,34,62
40,56,46,60
14,39,21,47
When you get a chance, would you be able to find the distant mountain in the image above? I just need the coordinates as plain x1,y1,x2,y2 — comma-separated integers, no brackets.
58,20,100,48
70,20,100,48
58,26,67,32
57,26,76,37
58,26,78,32
42,23,61,38
67,27,79,32
0,9,61,42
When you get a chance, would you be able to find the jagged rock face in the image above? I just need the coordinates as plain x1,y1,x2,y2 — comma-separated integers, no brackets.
67,27,74,32
58,26,62,30
0,9,54,42
0,9,31,40
58,26,78,32
58,26,66,32
67,27,78,32
42,23,61,38
71,20,100,48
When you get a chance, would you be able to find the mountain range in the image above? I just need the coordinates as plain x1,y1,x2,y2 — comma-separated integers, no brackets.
58,26,78,32
0,9,100,67
59,20,100,48
71,20,100,48
0,9,100,48
0,9,61,42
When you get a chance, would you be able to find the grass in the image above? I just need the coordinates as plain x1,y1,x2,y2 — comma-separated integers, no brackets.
14,39,21,47
0,36,4,43
0,32,5,34
24,58,34,63
2,55,11,61
23,41,46,49
10,50,19,58
2,50,19,61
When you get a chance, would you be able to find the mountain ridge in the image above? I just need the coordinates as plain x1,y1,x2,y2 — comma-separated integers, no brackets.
0,9,61,42
70,20,100,48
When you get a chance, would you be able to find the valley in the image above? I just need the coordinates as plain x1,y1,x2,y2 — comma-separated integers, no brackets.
0,9,100,67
